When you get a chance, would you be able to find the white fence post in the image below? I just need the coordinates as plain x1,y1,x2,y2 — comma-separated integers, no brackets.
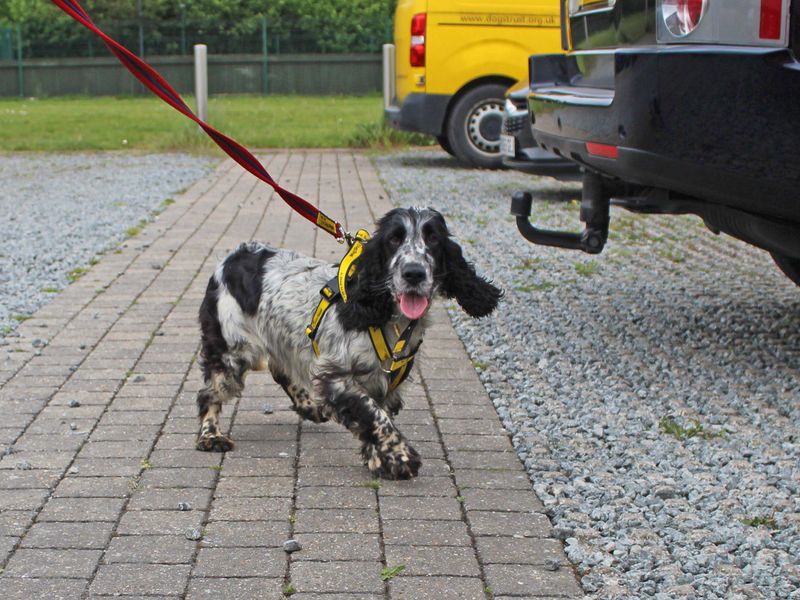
382,43,395,111
194,44,208,122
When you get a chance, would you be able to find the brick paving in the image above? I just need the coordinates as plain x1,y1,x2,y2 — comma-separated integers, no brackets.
0,151,582,599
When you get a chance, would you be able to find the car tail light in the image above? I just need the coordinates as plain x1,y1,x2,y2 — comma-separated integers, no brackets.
657,0,788,46
662,0,707,37
759,0,782,39
586,142,618,159
410,13,426,67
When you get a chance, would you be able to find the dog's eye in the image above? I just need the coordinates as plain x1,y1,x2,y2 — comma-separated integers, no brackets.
389,230,405,248
423,226,440,246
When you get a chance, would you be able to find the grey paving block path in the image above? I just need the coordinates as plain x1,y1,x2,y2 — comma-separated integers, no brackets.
0,151,582,599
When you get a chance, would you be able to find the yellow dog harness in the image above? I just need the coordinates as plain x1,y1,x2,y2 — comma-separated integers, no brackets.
305,230,421,393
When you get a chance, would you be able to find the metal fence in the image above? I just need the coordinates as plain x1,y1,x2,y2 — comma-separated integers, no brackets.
0,18,389,97
0,26,12,61
4,17,392,59
0,53,383,97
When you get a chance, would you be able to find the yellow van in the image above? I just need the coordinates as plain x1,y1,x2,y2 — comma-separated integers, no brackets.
383,0,561,168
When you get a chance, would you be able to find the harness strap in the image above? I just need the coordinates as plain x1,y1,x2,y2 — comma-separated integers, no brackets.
305,279,338,356
51,0,345,241
306,229,370,345
367,321,421,392
306,230,421,392
338,230,370,303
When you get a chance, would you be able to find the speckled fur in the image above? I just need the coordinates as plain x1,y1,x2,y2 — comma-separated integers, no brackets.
194,208,502,479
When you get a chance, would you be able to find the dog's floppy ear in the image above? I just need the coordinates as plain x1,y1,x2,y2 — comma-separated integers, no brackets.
337,235,395,331
439,235,503,318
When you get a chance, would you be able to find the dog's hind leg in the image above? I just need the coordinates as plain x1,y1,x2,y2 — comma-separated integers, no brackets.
269,364,331,423
194,276,249,452
195,368,243,452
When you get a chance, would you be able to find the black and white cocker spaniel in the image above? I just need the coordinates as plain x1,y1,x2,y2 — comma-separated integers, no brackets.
194,207,502,479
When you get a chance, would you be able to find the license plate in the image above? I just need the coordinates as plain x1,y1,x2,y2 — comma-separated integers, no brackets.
500,134,516,158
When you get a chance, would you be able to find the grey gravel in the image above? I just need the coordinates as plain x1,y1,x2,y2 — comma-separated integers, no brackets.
0,152,215,337
15,460,31,470
375,151,800,600
283,539,302,553
177,502,192,512
133,375,146,383
69,423,78,431
67,399,81,408
262,403,274,415
185,528,203,541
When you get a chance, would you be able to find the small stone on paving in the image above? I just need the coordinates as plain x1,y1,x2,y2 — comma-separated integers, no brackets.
185,528,203,541
544,558,561,571
283,539,302,553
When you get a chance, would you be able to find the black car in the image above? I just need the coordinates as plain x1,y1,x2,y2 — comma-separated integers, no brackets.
510,0,800,286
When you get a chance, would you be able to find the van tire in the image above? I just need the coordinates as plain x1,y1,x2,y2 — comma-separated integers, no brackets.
436,135,456,157
446,83,508,169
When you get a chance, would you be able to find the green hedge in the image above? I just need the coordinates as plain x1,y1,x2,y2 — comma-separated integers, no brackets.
0,0,397,58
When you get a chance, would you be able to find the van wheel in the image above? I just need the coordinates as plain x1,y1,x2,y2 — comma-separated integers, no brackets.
771,253,800,287
446,83,508,169
436,135,456,157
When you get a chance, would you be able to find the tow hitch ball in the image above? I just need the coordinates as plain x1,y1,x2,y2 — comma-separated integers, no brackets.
510,172,610,254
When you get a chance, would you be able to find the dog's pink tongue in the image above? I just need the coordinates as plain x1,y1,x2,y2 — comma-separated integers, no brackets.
399,294,429,320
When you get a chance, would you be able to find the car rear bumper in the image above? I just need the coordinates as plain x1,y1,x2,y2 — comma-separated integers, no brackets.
528,47,800,223
502,97,580,177
385,93,450,137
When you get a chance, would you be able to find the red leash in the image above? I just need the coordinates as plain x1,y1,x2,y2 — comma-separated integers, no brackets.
52,0,346,241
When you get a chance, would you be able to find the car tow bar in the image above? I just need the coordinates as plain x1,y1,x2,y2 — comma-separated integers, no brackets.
510,172,611,254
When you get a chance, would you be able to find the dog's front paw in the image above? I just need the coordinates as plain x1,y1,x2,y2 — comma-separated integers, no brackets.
377,442,421,480
196,434,234,452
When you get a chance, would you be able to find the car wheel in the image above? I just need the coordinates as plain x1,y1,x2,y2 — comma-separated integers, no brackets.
771,253,800,287
446,83,508,169
436,135,456,157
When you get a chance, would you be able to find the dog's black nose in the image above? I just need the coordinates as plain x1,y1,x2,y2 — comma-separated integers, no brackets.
402,264,426,285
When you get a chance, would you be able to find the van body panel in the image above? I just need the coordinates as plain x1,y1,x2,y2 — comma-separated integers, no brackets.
394,0,428,105
392,0,561,113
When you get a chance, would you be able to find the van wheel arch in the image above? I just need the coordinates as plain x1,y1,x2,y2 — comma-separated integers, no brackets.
442,77,516,168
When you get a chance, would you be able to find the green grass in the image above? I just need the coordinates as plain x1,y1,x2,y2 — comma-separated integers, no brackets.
0,95,431,152
659,416,724,441
741,516,778,529
125,221,147,238
66,267,89,283
516,282,556,292
380,565,405,581
574,260,599,277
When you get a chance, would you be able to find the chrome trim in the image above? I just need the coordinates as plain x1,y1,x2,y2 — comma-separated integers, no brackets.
531,87,614,107
504,98,528,119
568,0,617,17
